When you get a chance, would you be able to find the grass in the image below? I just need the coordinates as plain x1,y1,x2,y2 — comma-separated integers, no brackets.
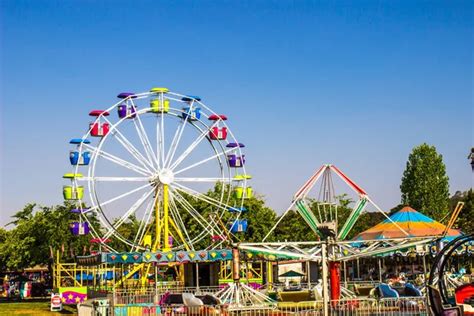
0,301,76,316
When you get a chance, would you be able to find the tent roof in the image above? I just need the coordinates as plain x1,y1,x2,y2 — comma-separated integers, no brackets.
354,206,461,241
279,270,305,277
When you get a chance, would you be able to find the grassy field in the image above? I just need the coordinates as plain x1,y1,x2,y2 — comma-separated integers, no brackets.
0,301,76,315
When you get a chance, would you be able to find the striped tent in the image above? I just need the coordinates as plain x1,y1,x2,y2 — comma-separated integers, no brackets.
354,206,461,241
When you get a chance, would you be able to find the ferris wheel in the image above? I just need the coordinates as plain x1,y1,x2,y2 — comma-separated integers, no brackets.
62,88,252,252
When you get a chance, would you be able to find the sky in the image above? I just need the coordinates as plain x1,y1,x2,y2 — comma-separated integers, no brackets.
0,0,472,227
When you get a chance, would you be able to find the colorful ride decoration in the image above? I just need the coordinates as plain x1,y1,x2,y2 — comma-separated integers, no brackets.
61,87,251,288
59,286,87,305
354,206,462,241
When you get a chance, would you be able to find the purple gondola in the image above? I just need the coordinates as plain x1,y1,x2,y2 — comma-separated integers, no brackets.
228,154,245,167
70,222,90,235
117,104,137,119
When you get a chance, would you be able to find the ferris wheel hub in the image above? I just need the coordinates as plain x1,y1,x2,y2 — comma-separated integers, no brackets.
156,169,174,185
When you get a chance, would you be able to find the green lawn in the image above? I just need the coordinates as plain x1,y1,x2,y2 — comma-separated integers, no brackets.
0,301,76,316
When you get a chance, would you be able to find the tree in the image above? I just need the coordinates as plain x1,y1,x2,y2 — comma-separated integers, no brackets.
400,143,450,220
2,202,100,271
450,189,474,234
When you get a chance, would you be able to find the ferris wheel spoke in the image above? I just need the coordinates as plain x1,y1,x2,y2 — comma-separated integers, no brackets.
174,177,232,183
112,130,155,172
171,182,233,212
82,176,150,182
168,121,218,171
173,147,236,175
168,193,195,249
134,189,159,249
132,103,160,170
159,94,166,167
84,144,151,176
102,188,155,241
88,182,151,213
164,102,194,168
103,117,155,172
169,188,217,237
167,195,194,250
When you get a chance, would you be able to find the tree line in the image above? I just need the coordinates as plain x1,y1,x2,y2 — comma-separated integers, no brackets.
0,143,472,271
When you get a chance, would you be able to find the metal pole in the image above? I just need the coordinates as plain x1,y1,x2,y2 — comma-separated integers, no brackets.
154,264,158,304
378,258,383,283
422,254,427,287
343,260,347,288
307,260,311,289
163,184,170,250
321,243,329,316
195,263,200,290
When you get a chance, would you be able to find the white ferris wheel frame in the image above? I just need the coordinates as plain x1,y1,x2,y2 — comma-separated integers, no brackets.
70,90,250,252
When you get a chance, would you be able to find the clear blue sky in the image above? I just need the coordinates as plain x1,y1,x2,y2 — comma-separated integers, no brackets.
1,1,472,226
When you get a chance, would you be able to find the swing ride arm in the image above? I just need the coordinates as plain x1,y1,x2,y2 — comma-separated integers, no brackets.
337,197,368,240
295,199,322,237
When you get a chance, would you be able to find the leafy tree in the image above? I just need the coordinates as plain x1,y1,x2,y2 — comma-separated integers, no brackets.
273,210,319,242
400,143,450,220
450,189,474,234
2,202,101,271
0,227,9,270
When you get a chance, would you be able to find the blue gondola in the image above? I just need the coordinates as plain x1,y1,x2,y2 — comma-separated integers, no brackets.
230,219,248,233
70,151,91,166
182,107,201,121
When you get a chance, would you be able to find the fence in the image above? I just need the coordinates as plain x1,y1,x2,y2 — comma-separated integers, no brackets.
102,294,430,315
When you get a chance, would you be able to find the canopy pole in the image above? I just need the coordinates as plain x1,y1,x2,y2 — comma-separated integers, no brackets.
321,243,329,316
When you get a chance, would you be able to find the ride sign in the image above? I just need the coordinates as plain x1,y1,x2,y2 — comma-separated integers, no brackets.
50,293,63,312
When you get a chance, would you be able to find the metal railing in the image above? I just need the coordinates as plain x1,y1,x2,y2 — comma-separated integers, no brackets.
102,295,430,316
